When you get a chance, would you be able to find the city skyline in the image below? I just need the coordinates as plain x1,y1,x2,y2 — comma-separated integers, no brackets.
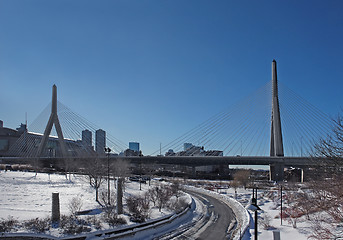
1,1,343,154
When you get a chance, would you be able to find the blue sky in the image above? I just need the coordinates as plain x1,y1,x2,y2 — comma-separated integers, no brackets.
1,0,343,154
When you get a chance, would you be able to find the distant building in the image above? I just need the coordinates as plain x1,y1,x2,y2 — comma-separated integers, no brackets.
129,142,140,153
184,143,193,151
165,149,175,156
16,123,27,134
95,129,106,154
124,148,139,156
0,120,22,154
82,130,92,147
175,143,223,157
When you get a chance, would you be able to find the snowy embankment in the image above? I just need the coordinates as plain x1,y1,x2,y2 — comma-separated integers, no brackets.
0,171,198,239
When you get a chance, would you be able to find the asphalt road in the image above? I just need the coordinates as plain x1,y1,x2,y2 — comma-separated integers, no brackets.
186,190,236,240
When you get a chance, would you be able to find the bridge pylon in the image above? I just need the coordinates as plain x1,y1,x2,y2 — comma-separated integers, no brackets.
270,60,285,181
36,85,68,158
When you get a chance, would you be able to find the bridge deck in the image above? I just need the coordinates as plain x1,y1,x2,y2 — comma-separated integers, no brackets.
1,156,324,168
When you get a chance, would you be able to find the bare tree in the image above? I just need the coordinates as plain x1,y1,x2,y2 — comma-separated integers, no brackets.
84,158,104,203
306,175,343,239
230,178,240,200
147,187,158,207
313,114,343,168
170,180,183,200
153,184,173,212
233,170,251,189
282,191,302,228
307,113,343,239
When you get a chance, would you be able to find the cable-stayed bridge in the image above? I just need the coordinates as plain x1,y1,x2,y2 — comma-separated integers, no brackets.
3,60,336,181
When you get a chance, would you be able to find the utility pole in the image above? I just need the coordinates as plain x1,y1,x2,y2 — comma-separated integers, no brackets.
105,147,111,205
280,185,283,225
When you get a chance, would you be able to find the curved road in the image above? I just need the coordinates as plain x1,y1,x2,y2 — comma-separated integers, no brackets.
185,190,236,240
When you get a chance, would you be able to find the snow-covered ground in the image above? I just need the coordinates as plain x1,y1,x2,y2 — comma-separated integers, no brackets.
0,170,182,220
0,170,313,239
0,170,191,238
0,171,97,220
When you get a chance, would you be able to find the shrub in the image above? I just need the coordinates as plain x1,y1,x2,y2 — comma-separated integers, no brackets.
102,208,126,227
126,195,150,223
260,213,275,230
23,217,50,233
85,216,102,230
68,196,83,217
105,215,127,227
60,215,90,234
167,198,188,213
0,216,18,233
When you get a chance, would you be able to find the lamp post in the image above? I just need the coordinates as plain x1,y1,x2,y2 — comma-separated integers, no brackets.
248,187,261,240
280,184,283,225
139,158,142,191
104,147,111,205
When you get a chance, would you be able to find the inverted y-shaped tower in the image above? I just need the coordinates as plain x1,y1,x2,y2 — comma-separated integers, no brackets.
37,85,68,157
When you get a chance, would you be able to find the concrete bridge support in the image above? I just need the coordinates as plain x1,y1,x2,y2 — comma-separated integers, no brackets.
37,85,67,158
269,163,284,182
270,60,285,181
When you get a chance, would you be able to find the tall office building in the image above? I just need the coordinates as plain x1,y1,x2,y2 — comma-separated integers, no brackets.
95,129,106,154
82,130,92,147
129,142,140,152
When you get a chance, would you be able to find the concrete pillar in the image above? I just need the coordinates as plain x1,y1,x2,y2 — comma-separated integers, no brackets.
273,230,281,240
270,163,284,182
269,164,274,181
116,178,123,214
269,60,285,182
51,192,60,226
301,168,304,183
192,166,196,178
270,60,284,158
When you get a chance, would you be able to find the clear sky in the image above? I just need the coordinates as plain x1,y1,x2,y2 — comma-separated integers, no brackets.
1,0,343,154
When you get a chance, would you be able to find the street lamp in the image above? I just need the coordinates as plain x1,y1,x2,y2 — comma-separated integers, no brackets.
280,184,283,225
248,187,261,240
104,147,111,205
139,158,142,191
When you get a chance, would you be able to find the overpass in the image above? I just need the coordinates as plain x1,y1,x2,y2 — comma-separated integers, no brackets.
1,155,324,167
